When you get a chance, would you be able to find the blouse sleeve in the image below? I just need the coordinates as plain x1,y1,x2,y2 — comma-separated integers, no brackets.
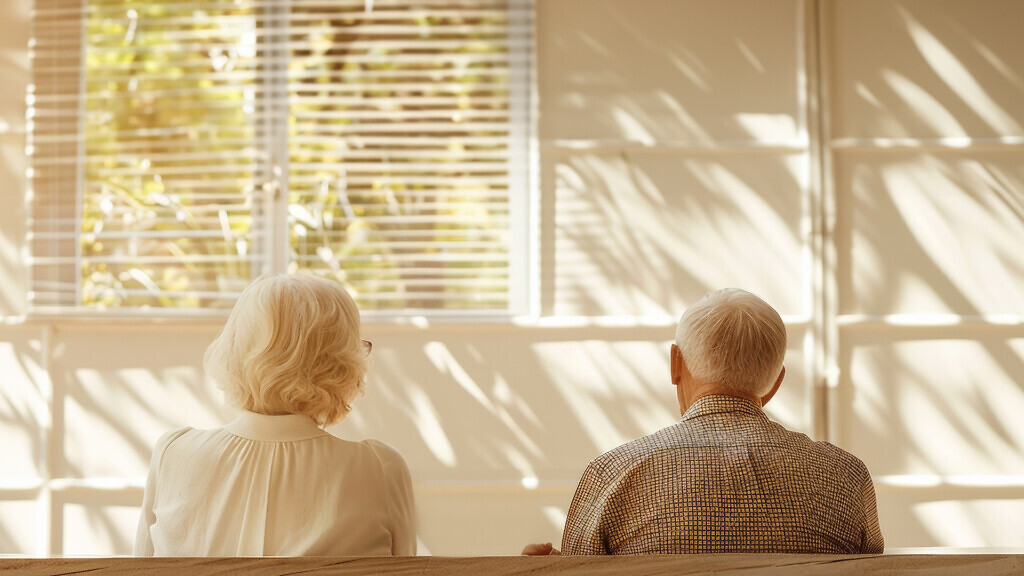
133,428,191,556
366,440,417,556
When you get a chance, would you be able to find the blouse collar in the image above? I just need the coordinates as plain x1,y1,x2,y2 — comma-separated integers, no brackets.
223,409,329,442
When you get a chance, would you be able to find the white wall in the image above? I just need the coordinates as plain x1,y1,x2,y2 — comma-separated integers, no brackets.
827,0,1024,546
2,0,1024,555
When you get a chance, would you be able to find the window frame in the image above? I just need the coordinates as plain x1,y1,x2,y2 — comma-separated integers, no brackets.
26,0,537,321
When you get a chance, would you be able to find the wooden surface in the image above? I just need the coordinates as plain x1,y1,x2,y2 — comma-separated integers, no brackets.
2,554,1024,576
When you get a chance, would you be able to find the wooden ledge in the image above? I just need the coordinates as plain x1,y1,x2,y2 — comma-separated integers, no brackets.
1,553,1023,576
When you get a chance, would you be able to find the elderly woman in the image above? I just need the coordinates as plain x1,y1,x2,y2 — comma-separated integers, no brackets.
134,274,415,556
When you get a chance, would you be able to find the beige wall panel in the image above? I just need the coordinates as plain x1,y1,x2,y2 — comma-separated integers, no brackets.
836,150,1024,316
0,328,44,479
839,333,1024,476
0,501,36,554
414,488,574,555
538,0,802,143
62,502,138,556
545,151,806,318
55,325,228,478
828,0,1024,139
765,326,812,437
876,489,1024,548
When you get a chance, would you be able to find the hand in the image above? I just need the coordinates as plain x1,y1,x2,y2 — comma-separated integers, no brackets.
521,542,561,555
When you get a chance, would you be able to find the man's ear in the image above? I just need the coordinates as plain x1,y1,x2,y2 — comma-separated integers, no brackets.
671,344,683,386
760,366,785,406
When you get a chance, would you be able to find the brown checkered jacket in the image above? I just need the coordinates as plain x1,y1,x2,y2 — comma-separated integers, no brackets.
562,394,884,554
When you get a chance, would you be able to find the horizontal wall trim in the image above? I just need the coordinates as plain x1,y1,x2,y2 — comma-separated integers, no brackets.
838,315,1024,328
885,547,1024,554
48,478,145,492
2,313,813,331
876,475,1024,489
533,315,811,329
0,479,43,501
9,310,522,327
831,136,1024,151
542,139,809,153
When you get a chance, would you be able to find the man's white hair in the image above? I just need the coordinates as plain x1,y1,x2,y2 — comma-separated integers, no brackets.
674,288,787,396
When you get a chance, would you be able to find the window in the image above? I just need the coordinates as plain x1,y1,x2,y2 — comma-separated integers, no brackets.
28,0,534,316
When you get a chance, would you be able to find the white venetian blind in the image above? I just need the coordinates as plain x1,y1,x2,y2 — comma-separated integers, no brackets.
27,0,532,315
29,0,84,310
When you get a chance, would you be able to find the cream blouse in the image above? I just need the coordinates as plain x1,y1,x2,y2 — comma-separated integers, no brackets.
134,410,416,556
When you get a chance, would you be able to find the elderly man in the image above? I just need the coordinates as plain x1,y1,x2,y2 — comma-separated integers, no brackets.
527,288,883,555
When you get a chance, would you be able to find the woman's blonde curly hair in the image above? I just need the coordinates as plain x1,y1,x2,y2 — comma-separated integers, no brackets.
204,273,367,427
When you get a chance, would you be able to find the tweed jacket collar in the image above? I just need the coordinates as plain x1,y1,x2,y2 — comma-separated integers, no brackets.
681,394,764,422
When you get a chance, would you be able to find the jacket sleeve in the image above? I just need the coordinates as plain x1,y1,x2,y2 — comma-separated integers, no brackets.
561,459,612,555
133,428,190,556
367,440,417,556
858,464,885,554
